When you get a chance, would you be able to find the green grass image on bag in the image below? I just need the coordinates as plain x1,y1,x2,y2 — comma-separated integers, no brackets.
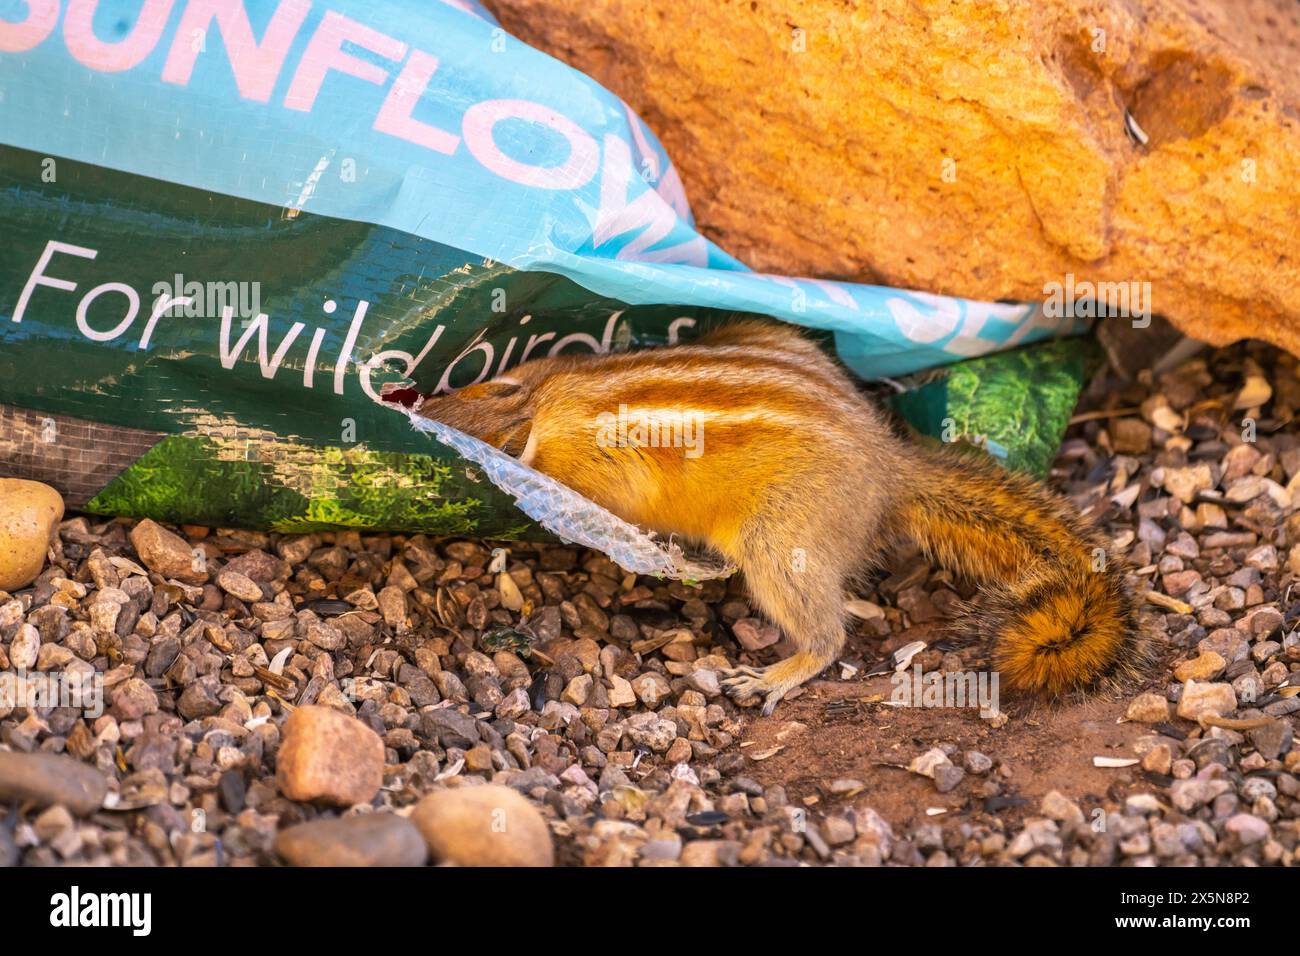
86,433,516,536
891,338,1102,477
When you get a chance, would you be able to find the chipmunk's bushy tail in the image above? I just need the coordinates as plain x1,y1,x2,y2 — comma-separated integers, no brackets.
890,447,1144,695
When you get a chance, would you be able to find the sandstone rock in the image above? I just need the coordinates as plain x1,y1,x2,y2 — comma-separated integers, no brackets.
421,708,481,749
1125,692,1170,722
411,785,554,867
1247,719,1292,760
854,806,895,855
631,672,671,708
215,569,263,603
685,668,721,698
1173,650,1226,683
732,617,779,651
1162,569,1201,596
679,839,741,867
221,548,289,583
486,0,1300,355
562,674,593,705
1142,743,1173,775
1175,680,1237,721
32,804,74,841
111,678,160,721
933,763,965,794
822,815,857,846
963,751,993,774
1221,444,1262,482
1170,778,1231,812
1110,418,1152,454
607,674,637,708
275,813,429,867
377,585,407,630
177,677,222,720
495,687,532,720
7,623,39,671
1162,464,1213,504
624,712,679,752
1006,818,1061,858
0,479,63,592
0,751,107,816
1041,789,1085,824
129,518,206,584
908,748,951,778
276,705,384,807
304,619,347,651
665,737,693,764
1223,813,1269,845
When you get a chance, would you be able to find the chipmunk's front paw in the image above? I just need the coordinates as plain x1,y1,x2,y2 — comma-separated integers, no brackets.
719,665,786,716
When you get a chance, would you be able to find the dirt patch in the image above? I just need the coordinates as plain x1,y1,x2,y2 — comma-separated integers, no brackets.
738,673,1145,833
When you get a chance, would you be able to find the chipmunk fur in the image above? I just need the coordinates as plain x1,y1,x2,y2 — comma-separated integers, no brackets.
418,320,1142,715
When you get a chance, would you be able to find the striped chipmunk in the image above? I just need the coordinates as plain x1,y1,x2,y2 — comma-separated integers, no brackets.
417,320,1144,716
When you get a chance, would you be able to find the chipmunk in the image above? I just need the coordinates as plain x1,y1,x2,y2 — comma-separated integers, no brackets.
418,320,1142,715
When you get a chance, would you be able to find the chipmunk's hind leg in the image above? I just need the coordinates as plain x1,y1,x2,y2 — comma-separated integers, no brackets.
719,522,852,716
720,655,836,717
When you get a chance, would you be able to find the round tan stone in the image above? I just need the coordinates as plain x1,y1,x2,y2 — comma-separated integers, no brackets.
0,479,63,592
412,785,554,867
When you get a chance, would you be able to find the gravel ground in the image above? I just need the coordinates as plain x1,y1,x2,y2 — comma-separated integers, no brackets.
0,338,1296,867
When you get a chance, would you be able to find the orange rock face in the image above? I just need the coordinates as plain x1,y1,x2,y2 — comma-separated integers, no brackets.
486,0,1299,353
